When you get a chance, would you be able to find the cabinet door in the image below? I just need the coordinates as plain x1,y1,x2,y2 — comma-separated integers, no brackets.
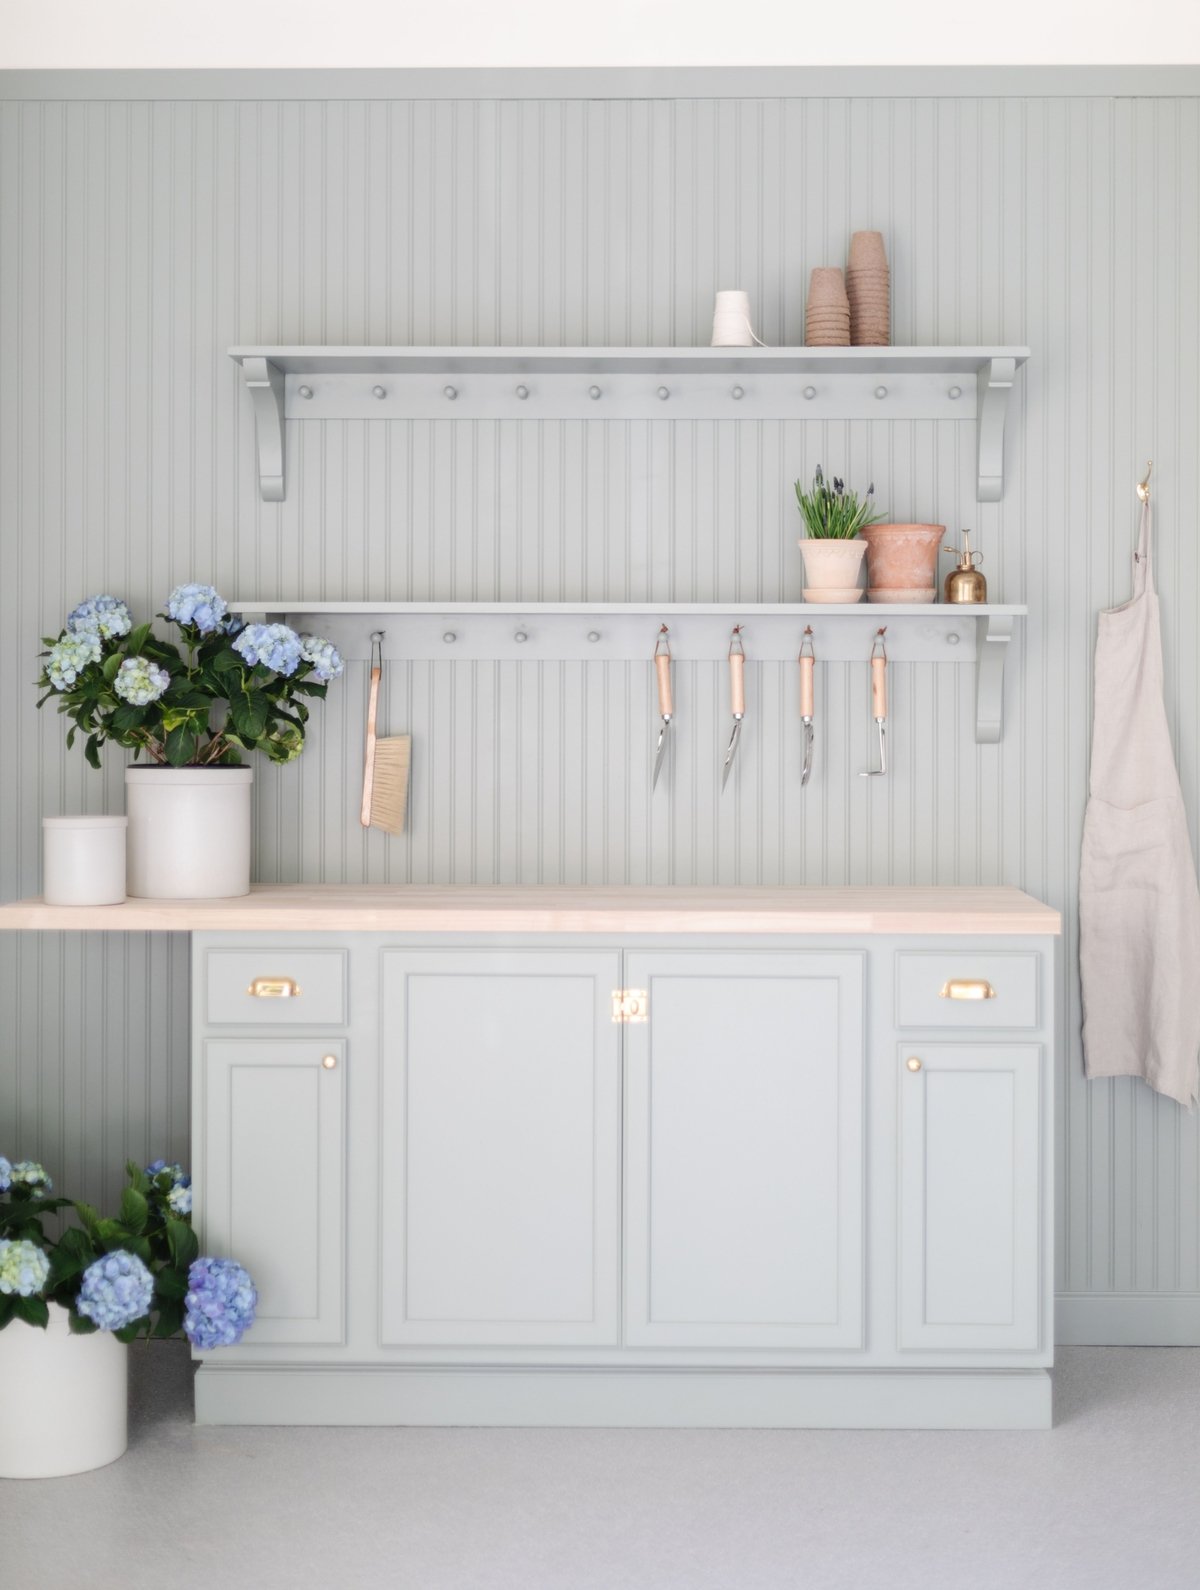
199,1039,345,1346
898,1044,1042,1351
379,950,621,1347
624,951,865,1350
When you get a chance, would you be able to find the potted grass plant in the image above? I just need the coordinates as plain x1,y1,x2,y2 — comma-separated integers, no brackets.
0,1153,256,1478
794,466,886,603
37,586,344,898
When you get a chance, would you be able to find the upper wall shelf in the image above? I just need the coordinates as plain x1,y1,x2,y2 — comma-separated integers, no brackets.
229,345,1029,506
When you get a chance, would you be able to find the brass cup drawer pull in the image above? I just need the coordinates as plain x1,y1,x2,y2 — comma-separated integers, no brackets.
939,978,996,1002
247,977,302,999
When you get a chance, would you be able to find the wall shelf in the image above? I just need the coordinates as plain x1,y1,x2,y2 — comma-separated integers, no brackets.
233,600,1026,744
229,345,1029,506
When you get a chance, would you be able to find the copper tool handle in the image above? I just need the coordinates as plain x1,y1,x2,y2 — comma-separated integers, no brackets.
655,653,673,717
360,664,381,827
799,655,814,719
730,651,745,716
870,655,887,720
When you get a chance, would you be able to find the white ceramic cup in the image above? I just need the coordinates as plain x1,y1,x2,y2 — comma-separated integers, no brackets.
42,815,128,906
711,289,756,347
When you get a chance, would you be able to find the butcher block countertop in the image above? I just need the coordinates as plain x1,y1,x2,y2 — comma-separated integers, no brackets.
0,884,1061,936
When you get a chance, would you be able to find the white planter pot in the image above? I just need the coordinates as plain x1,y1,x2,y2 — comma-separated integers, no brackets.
42,815,128,905
125,765,253,899
0,1304,127,1478
798,537,868,603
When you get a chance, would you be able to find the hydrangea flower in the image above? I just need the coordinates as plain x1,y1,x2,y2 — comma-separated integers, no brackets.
46,631,102,691
144,1159,192,1215
299,634,345,683
76,1251,155,1332
0,1239,51,1298
9,1160,52,1196
232,623,302,677
166,583,228,635
184,1257,258,1349
67,594,133,641
113,655,171,706
0,1155,10,1194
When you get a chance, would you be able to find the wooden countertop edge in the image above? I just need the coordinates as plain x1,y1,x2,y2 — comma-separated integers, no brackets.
0,897,1062,936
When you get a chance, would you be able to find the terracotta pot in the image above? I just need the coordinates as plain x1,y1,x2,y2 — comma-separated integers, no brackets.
798,537,867,603
848,230,888,271
860,523,945,602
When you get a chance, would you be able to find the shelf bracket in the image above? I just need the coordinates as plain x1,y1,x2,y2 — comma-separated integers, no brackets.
241,356,286,502
976,356,1017,503
975,612,1014,743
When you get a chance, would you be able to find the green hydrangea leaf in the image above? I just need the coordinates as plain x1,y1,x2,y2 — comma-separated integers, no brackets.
68,1310,99,1334
166,1218,199,1269
151,1299,185,1339
155,1266,188,1300
118,1186,149,1234
13,1295,49,1329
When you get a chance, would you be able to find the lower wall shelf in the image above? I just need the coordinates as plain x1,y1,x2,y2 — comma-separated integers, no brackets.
234,600,1026,744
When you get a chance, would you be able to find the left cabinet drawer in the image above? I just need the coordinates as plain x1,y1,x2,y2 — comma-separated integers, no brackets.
203,949,348,1027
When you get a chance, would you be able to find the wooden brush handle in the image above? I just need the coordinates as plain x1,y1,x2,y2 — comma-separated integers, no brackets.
871,655,887,720
730,651,745,717
655,653,673,717
799,654,814,719
360,665,381,827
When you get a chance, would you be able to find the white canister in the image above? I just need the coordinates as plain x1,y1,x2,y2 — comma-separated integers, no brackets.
0,1303,128,1478
125,765,253,900
711,288,757,347
42,816,128,906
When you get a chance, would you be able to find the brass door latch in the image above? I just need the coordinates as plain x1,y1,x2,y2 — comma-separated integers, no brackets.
611,989,649,1024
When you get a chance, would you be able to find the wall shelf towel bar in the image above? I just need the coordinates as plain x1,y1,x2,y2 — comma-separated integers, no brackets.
229,345,1029,506
231,601,1026,744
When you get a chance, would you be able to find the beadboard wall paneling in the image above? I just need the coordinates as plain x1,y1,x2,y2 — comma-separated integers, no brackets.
1,91,1198,1334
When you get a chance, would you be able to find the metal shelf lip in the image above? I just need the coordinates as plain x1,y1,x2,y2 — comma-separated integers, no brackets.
230,599,1025,745
228,344,1029,506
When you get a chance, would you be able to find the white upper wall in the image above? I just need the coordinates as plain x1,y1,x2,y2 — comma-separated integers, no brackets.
3,0,1199,69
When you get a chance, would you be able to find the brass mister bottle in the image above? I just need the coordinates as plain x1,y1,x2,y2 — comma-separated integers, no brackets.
943,529,987,604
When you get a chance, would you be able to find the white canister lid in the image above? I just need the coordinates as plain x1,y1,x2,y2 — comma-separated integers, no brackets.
42,815,128,829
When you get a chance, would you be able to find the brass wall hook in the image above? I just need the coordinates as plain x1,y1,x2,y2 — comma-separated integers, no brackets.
1137,460,1153,503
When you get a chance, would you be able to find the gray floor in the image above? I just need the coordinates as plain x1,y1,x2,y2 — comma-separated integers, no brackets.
4,1346,1200,1589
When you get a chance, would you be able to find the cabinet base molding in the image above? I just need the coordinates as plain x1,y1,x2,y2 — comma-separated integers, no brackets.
194,1365,1052,1430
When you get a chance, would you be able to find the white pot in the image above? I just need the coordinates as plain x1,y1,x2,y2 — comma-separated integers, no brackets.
0,1304,127,1478
42,815,128,906
798,537,868,603
125,765,252,899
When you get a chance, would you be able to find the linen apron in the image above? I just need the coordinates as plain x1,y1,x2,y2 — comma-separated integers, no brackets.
1080,498,1200,1106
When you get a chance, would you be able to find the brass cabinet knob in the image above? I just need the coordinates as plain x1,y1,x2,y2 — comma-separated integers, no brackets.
906,1056,923,1072
321,1054,338,1070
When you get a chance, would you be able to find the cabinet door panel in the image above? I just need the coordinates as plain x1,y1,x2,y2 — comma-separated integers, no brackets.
898,1044,1042,1351
380,950,621,1347
199,1040,345,1346
625,951,865,1349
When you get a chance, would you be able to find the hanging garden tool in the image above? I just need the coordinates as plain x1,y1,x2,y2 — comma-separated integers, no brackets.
721,625,746,792
651,625,673,791
859,628,888,778
799,627,815,787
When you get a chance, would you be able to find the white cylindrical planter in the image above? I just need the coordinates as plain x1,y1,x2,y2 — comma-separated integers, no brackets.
125,765,253,899
0,1304,127,1478
42,815,128,906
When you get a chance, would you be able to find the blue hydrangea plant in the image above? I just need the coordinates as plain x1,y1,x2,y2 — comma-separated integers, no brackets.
0,1154,256,1347
37,583,343,768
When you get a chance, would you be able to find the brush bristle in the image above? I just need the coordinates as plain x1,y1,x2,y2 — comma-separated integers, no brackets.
365,735,410,835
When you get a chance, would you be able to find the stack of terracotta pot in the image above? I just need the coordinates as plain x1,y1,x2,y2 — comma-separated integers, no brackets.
804,267,851,346
846,230,889,346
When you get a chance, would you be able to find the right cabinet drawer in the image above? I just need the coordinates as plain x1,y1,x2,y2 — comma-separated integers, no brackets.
895,952,1039,1029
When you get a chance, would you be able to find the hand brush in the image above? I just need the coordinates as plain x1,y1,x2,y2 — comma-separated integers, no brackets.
360,631,410,835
